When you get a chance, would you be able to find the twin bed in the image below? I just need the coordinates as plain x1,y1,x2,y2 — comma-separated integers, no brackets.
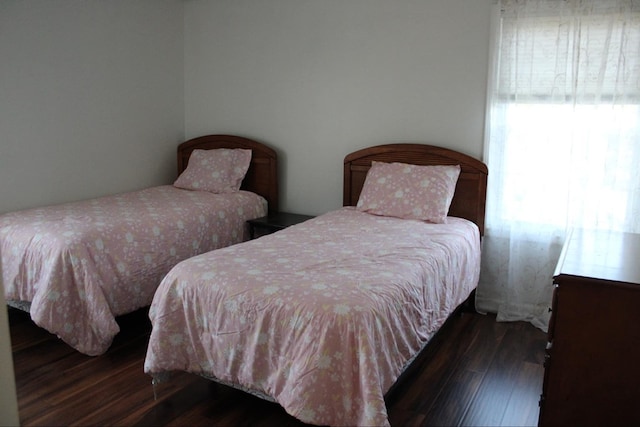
1,134,278,355
3,137,488,426
144,143,488,426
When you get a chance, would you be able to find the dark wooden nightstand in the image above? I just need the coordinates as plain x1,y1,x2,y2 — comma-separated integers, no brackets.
247,212,315,239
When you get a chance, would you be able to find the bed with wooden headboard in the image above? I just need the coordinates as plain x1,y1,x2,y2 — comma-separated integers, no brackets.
144,142,488,427
1,134,278,356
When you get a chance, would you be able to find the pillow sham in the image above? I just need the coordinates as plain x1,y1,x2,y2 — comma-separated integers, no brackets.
356,161,461,223
174,148,252,193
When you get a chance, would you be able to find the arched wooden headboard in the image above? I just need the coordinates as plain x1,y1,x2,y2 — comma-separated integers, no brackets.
177,134,279,213
343,143,488,235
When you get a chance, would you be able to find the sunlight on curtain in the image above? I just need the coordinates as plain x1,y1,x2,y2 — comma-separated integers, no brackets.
476,0,640,331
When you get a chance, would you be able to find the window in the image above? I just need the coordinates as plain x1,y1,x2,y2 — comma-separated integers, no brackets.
476,0,640,331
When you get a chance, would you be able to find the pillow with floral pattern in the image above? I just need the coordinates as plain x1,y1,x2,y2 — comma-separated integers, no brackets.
356,161,460,223
174,148,252,193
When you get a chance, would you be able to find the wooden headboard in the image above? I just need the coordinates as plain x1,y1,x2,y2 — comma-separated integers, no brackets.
343,143,488,236
177,135,279,213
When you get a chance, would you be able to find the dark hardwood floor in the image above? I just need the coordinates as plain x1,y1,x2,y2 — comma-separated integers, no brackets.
9,306,546,426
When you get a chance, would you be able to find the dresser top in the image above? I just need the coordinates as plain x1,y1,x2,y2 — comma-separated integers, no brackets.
554,229,640,286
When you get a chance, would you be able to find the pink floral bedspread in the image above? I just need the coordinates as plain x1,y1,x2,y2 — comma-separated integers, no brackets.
1,185,266,355
144,207,480,426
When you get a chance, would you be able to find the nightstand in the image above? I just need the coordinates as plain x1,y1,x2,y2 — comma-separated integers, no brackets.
247,212,315,239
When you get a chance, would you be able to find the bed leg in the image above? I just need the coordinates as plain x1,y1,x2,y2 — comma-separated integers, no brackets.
461,289,478,314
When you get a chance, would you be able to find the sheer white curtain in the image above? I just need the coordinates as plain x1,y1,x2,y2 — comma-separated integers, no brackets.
476,0,640,331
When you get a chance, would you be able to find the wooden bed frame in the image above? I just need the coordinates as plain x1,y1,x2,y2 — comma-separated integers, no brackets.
344,143,488,235
177,134,279,213
142,142,488,425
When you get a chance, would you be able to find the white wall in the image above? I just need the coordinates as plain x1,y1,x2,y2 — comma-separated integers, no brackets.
1,2,184,421
0,0,185,214
185,0,493,215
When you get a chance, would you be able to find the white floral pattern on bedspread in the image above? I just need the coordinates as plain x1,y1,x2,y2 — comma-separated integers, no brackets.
1,185,267,355
144,207,480,426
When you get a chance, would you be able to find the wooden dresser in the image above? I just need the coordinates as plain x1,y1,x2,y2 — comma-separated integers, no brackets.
538,229,640,426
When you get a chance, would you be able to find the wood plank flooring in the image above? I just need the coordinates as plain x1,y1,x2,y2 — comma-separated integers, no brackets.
9,306,546,426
